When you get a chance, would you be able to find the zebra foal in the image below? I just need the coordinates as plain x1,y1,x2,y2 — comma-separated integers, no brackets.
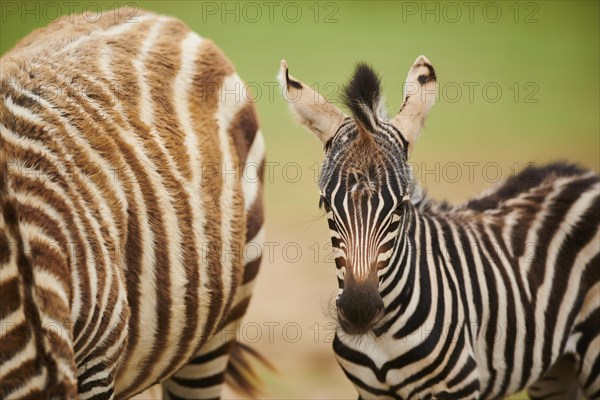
0,9,267,400
279,57,599,399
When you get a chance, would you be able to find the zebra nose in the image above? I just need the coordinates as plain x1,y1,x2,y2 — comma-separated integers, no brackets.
336,288,384,334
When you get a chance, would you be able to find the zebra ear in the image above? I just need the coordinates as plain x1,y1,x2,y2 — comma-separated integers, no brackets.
278,60,346,145
390,55,437,155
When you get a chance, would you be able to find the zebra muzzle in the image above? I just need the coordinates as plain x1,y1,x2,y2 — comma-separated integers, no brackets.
336,279,384,335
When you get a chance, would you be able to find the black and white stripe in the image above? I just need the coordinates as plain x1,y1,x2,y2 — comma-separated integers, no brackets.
329,159,599,399
280,57,600,399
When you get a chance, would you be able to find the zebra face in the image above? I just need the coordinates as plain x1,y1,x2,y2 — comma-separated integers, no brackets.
318,125,409,334
279,56,437,334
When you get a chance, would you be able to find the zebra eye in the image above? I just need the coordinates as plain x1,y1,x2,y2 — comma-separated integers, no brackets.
394,196,410,215
394,203,403,214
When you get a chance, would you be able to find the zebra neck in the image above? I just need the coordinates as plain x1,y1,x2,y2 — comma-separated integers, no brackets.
376,203,472,338
375,204,420,336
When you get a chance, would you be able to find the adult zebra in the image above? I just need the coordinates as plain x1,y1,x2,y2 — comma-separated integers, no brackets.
0,9,267,400
279,57,599,399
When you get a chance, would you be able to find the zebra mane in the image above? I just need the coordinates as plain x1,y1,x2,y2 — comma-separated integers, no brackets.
342,63,383,131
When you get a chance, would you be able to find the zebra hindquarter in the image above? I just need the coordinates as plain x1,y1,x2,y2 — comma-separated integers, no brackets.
1,8,269,400
161,107,267,399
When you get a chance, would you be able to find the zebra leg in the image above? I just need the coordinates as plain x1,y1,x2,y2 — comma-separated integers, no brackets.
574,323,600,397
526,354,582,400
162,225,266,399
161,332,233,400
161,292,265,399
161,280,264,400
428,348,481,400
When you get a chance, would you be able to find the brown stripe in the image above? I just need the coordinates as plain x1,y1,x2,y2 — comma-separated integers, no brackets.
3,78,127,251
77,300,129,390
0,277,20,320
0,321,30,365
0,357,41,395
145,19,193,181
228,102,259,166
242,257,262,285
95,25,175,394
3,75,127,358
246,189,265,242
28,238,70,291
188,39,233,351
79,301,129,370
17,202,70,265
35,287,70,327
0,229,10,264
1,192,59,389
4,138,98,352
21,53,137,374
7,169,91,346
112,19,203,386
4,8,151,59
42,328,76,372
76,272,121,368
220,297,251,329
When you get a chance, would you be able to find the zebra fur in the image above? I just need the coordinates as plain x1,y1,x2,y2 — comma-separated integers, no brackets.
1,9,267,400
279,57,599,399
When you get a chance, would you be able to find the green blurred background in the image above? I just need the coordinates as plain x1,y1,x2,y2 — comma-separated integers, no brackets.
2,1,598,399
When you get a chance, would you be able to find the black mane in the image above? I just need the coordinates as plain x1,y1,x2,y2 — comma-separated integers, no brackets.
342,63,382,130
466,162,589,211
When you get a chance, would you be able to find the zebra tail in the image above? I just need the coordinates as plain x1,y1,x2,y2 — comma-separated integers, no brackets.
225,341,275,398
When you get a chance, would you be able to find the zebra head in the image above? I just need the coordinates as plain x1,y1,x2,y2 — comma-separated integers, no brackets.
279,56,437,334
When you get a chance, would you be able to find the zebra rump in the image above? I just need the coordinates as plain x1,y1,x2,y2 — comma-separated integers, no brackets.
1,8,268,400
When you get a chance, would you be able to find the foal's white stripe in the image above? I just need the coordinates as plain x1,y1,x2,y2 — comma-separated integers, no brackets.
215,73,247,332
54,15,157,57
172,29,211,364
99,42,157,393
242,130,265,210
135,18,187,186
137,19,166,125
